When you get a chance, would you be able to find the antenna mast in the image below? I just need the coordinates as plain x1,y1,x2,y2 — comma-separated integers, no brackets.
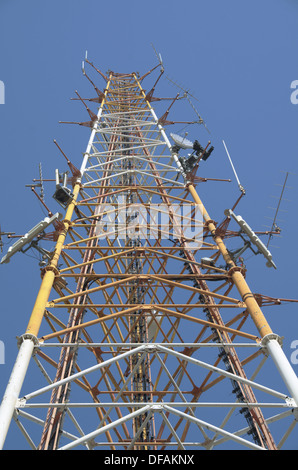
0,58,298,451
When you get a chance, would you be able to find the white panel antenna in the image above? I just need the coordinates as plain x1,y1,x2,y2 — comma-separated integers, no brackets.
147,311,162,342
224,208,277,269
1,213,62,264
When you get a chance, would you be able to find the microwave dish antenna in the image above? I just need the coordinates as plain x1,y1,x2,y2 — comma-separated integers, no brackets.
170,133,194,150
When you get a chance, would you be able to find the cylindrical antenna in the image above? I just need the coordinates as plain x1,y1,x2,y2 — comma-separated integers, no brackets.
55,169,60,187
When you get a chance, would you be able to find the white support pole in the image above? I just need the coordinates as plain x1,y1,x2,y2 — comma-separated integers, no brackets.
59,405,152,450
262,335,298,407
0,78,110,452
148,107,187,178
0,342,146,449
23,344,145,402
0,337,35,449
162,404,265,451
79,108,103,178
156,344,288,400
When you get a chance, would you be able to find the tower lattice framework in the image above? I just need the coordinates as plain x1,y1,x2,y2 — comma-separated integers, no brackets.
1,60,298,451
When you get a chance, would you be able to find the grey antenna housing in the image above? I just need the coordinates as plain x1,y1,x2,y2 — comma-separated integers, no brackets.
224,209,277,269
53,169,74,209
1,213,62,264
170,133,214,176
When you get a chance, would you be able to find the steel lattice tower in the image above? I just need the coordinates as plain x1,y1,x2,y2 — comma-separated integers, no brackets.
1,59,298,451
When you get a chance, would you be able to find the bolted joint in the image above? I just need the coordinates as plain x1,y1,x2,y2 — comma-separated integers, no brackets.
17,333,39,349
286,399,298,421
15,397,27,409
205,219,217,230
228,266,246,277
144,344,157,353
150,404,164,412
63,218,74,226
286,397,296,408
40,265,60,279
260,333,283,348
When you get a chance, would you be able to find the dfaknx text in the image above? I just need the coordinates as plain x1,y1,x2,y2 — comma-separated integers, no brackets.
148,454,194,464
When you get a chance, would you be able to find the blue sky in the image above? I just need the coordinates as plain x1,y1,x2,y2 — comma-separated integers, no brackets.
0,0,298,450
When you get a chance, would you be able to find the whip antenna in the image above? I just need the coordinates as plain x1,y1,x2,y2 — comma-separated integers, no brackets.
222,140,245,194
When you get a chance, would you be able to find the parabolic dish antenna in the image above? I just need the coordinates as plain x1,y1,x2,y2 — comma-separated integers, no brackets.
170,133,194,150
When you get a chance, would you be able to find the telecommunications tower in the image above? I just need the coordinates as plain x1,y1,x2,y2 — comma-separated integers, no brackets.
0,56,298,450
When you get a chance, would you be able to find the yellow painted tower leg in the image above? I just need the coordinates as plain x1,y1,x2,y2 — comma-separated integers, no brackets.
26,182,81,337
0,182,81,449
187,183,298,407
187,184,273,339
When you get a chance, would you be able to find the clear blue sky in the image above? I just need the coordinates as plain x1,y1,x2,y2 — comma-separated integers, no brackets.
0,0,298,450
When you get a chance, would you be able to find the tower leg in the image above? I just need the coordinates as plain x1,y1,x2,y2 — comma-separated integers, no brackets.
0,336,36,449
187,182,298,412
262,335,298,407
